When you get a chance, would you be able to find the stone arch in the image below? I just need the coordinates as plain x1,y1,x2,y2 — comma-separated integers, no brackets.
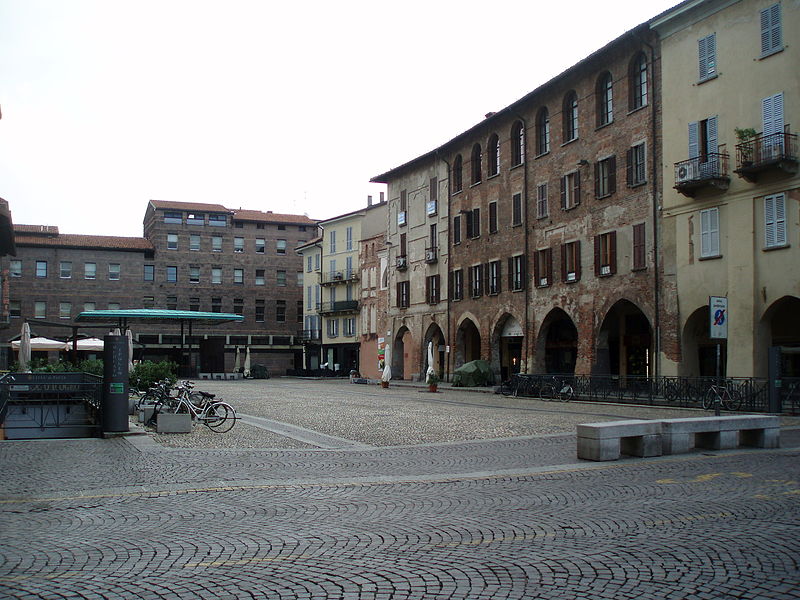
533,308,578,374
759,295,800,377
491,313,524,381
422,322,447,379
593,299,652,376
454,315,482,370
391,325,414,381
681,305,726,377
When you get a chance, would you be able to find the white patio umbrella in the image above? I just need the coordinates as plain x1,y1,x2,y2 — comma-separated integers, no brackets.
12,336,66,351
18,322,31,372
381,341,392,384
68,337,105,352
426,341,436,383
243,346,251,378
232,346,241,373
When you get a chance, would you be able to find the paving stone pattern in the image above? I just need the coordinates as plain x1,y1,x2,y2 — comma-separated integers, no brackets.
1,379,799,599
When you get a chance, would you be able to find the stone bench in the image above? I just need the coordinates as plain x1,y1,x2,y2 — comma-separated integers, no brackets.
661,415,780,455
577,420,663,461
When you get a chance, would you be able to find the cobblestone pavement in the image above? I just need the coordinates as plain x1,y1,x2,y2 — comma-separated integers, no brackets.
1,379,799,599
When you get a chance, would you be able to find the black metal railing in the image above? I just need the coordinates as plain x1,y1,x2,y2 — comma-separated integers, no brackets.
424,246,438,263
674,153,730,184
318,300,359,315
499,374,771,412
779,377,800,415
298,329,322,342
320,270,358,285
736,131,798,168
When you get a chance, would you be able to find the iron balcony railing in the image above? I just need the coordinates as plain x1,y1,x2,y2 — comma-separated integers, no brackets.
674,153,730,184
318,300,359,315
736,131,798,169
320,270,358,285
424,246,438,264
298,329,322,342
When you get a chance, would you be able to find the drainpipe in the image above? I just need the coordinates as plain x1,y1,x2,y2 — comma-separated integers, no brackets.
437,151,452,382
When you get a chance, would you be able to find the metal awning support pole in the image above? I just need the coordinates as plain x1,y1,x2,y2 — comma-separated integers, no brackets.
181,321,186,375
189,321,194,377
71,326,79,365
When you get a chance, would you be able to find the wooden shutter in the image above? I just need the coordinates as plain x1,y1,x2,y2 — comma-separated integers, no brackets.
489,202,497,233
465,211,473,238
534,250,542,283
473,208,481,237
561,244,567,281
574,171,581,206
508,257,514,290
633,223,646,270
396,282,402,308
425,276,431,304
574,241,582,281
626,148,634,185
495,261,502,293
560,176,567,210
546,249,553,284
707,116,718,154
594,162,600,197
610,231,617,274
430,177,437,201
762,93,784,136
453,215,461,244
698,34,715,79
520,255,526,290
688,122,699,159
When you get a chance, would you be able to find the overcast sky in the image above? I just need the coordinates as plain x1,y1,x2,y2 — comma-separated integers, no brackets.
1,0,679,237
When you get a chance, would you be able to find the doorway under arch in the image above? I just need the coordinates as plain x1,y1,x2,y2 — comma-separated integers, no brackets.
681,306,727,377
491,314,524,381
761,295,800,377
455,318,481,369
535,309,578,374
594,300,652,376
423,323,447,378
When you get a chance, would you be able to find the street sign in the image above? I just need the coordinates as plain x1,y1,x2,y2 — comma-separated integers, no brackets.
709,296,728,339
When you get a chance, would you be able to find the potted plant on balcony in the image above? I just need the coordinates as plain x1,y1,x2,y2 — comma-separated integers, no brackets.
735,127,758,167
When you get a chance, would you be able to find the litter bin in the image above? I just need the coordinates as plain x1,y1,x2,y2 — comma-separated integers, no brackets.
251,364,269,379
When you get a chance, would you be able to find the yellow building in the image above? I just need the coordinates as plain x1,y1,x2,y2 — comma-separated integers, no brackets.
653,0,800,377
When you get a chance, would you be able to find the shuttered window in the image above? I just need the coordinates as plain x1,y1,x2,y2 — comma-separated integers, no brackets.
700,208,720,258
764,193,787,248
512,193,523,226
594,232,617,277
489,201,498,234
760,4,782,57
561,172,581,209
698,33,717,81
595,156,616,198
534,249,553,287
561,241,581,282
633,223,647,271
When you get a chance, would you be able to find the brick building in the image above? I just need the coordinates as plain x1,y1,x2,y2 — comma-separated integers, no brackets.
374,23,678,381
5,200,318,375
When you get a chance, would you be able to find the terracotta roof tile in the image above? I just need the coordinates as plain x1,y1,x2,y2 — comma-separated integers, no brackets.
232,209,318,225
15,231,153,251
15,224,59,235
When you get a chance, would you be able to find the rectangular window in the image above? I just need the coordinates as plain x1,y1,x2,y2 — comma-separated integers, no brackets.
190,234,200,251
307,255,313,272
255,300,265,322
166,266,178,282
255,238,265,253
700,207,720,258
537,184,548,219
189,266,200,283
594,231,617,276
208,214,227,227
166,296,178,311
489,201,498,234
234,268,244,284
627,144,647,186
512,193,522,226
698,33,717,81
329,231,336,253
144,264,154,281
108,303,120,310
469,264,483,298
488,260,501,295
426,274,440,305
59,302,71,319
277,239,287,255
186,212,204,226
83,302,96,312
277,270,287,286
85,262,96,280
451,269,463,301
35,301,47,319
255,269,265,285
233,298,244,316
314,253,320,271
561,241,581,282
211,298,222,313
167,234,178,250
164,211,182,224
142,296,155,309
595,156,617,198
60,261,72,279
212,268,222,284
297,271,304,286
397,281,410,308
346,227,353,251
428,176,438,215
276,300,286,322
190,297,200,312
633,223,647,271
764,193,786,248
297,300,304,323
9,300,21,318
234,237,244,253
109,264,121,280
534,249,553,287
344,317,355,337
36,261,47,278
510,255,526,291
453,215,462,245
10,260,21,277
465,207,481,238
560,172,581,210
761,3,783,57
327,318,339,337
212,236,223,252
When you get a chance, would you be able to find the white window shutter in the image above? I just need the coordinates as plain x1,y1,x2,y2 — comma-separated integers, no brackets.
762,92,784,136
688,122,699,158
710,208,720,256
701,209,711,256
698,37,707,79
761,4,782,55
765,195,776,247
707,34,716,76
775,194,786,245
707,116,718,154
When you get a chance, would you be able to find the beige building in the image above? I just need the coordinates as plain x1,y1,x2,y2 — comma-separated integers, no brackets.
653,0,800,378
297,197,387,374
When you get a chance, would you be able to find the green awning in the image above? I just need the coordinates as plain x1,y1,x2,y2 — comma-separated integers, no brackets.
75,309,244,325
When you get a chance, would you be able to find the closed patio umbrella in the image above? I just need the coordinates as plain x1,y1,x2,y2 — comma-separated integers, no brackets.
243,346,251,378
18,322,31,372
126,329,134,373
233,346,241,373
381,341,392,385
426,341,435,382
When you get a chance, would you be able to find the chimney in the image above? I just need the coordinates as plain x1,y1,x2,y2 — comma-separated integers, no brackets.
380,192,385,204
367,195,373,207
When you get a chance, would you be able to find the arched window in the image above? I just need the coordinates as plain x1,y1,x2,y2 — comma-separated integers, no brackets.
629,53,648,110
453,154,463,193
596,72,613,126
536,108,550,156
511,121,524,166
471,143,482,184
563,91,578,142
488,134,500,176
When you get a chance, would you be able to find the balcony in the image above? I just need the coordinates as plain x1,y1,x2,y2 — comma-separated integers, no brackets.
424,246,438,264
320,269,359,286
298,329,322,343
673,153,730,198
396,255,408,271
318,300,360,315
734,131,798,183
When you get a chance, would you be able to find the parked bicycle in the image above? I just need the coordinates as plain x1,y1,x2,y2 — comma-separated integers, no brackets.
702,383,742,411
551,377,574,402
143,380,237,433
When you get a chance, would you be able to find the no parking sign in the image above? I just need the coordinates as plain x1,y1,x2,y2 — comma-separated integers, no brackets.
709,296,728,339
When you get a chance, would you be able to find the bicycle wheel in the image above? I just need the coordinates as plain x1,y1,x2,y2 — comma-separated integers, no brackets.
500,380,514,396
724,389,742,411
559,385,574,402
204,402,236,433
702,388,716,411
538,383,555,401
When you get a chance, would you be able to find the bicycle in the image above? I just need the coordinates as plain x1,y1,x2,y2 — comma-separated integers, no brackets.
702,383,742,411
172,391,237,433
550,377,574,402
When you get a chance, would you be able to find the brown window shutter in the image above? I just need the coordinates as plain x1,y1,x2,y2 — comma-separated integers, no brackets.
508,257,514,289
626,148,634,186
574,171,581,206
425,276,431,304
561,244,567,281
560,176,567,209
546,248,553,283
496,261,502,293
484,263,490,294
609,156,617,194
610,231,617,274
435,274,440,303
396,282,401,307
594,162,600,197
594,236,601,276
575,241,582,281
520,255,527,289
534,251,541,283
430,177,437,202
473,208,481,236
448,271,453,299
468,266,473,296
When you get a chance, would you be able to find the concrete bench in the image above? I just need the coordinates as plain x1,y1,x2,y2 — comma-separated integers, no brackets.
661,415,780,455
577,420,663,461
